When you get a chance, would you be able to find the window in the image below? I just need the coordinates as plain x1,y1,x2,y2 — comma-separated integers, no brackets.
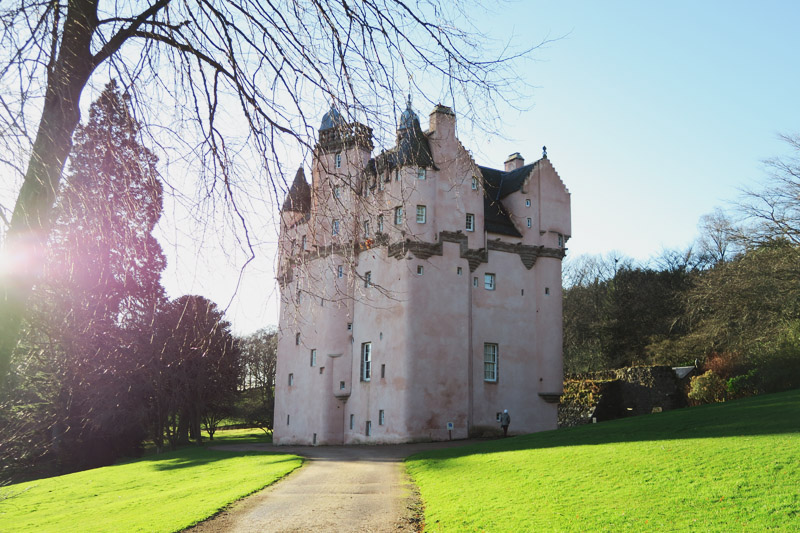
457,267,463,275
417,167,426,180
332,219,340,236
333,186,341,199
416,205,427,223
484,343,498,382
527,217,532,228
363,220,370,238
381,364,386,378
471,176,478,190
379,410,385,425
347,322,352,331
295,333,300,345
361,342,372,381
366,420,372,436
466,213,475,232
364,271,372,288
417,265,424,275
545,287,550,295
378,179,384,191
301,235,306,249
364,184,370,197
287,414,290,425
485,273,496,290
473,277,478,287
335,153,341,168
288,373,294,386
337,265,344,278
394,206,403,225
340,380,346,390
310,349,317,367
377,214,384,233
296,289,302,303
350,414,354,430
558,233,564,247
525,199,531,207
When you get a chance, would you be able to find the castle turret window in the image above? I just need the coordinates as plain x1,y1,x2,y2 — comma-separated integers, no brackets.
394,206,403,225
484,344,498,382
466,213,475,232
416,205,427,223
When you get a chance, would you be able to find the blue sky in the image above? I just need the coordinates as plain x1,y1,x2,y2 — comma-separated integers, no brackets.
191,0,800,333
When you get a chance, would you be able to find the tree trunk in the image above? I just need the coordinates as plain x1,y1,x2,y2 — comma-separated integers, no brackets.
0,1,98,387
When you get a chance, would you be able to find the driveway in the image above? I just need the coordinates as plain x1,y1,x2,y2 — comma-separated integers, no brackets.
185,440,478,533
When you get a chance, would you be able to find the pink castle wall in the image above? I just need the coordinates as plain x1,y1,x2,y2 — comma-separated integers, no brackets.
273,105,571,445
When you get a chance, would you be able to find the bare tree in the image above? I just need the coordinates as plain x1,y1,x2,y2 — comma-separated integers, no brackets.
0,1,535,386
739,133,800,245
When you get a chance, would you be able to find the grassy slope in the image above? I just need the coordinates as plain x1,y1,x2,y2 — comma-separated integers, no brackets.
407,389,800,532
1,435,301,532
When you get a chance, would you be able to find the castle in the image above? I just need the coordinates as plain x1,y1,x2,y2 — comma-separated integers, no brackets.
273,99,571,445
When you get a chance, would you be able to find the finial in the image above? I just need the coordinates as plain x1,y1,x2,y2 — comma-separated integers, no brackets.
542,145,547,158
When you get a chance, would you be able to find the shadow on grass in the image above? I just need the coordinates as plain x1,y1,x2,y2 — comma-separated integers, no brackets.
147,448,300,471
409,388,800,463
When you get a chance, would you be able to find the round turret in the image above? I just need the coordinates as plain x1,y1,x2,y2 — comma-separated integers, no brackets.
398,95,419,130
320,105,346,131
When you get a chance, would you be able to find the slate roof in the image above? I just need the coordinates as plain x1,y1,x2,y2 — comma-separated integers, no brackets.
282,167,311,213
363,116,435,178
478,162,538,238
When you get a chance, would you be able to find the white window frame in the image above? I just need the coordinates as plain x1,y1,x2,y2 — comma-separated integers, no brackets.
361,342,372,381
417,167,426,180
471,176,478,190
416,265,424,275
335,153,342,168
525,199,531,207
366,420,372,436
527,217,532,228
485,273,496,291
416,205,427,224
394,206,403,225
457,267,463,275
310,349,317,367
332,219,340,236
466,213,475,232
484,343,498,382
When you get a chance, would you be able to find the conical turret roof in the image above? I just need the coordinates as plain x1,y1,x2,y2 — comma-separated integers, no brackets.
282,168,311,213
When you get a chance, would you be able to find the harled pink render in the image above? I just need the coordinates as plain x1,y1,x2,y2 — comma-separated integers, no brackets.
273,102,571,445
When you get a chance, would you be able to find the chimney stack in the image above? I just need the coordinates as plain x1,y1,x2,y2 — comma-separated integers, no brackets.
504,152,524,171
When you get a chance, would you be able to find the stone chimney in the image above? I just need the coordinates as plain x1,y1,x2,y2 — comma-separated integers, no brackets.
428,104,455,140
504,152,525,171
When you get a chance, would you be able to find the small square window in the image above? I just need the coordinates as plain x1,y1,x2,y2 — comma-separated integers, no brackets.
417,265,424,275
525,199,531,207
379,410,385,425
394,206,403,225
288,373,294,386
350,414,354,430
416,205,427,223
485,273,496,290
417,168,426,180
466,213,475,232
473,277,478,287
366,420,372,436
335,153,342,168
310,349,317,367
364,271,372,288
332,219,340,236
319,366,325,374
337,265,344,278
457,267,463,275
471,176,478,190
527,217,532,228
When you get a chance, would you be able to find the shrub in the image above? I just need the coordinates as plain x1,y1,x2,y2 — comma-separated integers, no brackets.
688,370,727,404
703,351,749,379
726,371,758,399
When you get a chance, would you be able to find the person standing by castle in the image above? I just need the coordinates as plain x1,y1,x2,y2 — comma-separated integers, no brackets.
500,409,511,437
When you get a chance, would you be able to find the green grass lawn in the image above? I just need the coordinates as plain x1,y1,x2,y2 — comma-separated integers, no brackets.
0,432,301,533
407,389,800,532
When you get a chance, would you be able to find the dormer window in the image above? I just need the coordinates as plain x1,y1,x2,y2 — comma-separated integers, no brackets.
335,153,342,168
417,168,426,180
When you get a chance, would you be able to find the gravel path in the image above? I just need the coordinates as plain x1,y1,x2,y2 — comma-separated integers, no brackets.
185,440,478,533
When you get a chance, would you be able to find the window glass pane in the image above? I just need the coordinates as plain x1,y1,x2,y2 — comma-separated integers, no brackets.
485,273,495,290
416,205,426,223
466,213,474,231
483,344,498,382
394,207,403,224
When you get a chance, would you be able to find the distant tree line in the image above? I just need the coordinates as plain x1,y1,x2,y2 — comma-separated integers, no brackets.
0,84,275,484
563,134,800,402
